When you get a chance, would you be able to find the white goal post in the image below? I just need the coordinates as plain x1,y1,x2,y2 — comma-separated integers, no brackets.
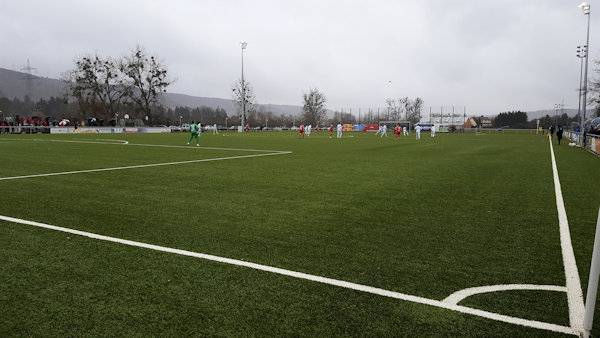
378,120,412,131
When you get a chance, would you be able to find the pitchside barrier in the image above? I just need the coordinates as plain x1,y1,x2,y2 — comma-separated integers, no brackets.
564,132,600,156
462,128,539,134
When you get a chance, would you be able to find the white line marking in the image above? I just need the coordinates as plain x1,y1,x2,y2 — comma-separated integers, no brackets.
94,139,129,144
0,151,292,181
549,135,585,332
31,138,285,153
443,284,568,305
38,139,130,146
0,214,577,335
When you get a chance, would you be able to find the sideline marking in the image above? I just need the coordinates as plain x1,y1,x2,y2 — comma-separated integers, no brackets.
0,214,577,336
0,151,291,181
549,135,585,331
443,284,568,305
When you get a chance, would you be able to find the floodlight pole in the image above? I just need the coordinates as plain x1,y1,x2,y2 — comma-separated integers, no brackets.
577,45,586,122
554,103,561,126
584,208,600,334
579,2,591,146
240,41,247,132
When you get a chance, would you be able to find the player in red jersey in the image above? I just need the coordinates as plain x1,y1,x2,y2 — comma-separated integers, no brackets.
299,123,304,138
394,124,401,139
329,123,334,138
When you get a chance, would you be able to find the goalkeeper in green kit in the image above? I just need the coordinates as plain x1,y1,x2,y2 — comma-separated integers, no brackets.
187,121,200,146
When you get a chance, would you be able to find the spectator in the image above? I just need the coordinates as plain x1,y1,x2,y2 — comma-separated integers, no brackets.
557,126,563,145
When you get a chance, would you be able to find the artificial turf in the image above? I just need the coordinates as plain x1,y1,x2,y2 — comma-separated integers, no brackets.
0,130,598,336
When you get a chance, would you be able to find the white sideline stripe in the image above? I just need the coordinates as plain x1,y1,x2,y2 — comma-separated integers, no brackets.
549,135,585,331
95,139,129,144
0,151,292,181
0,214,577,336
37,139,130,145
31,138,286,153
443,284,568,305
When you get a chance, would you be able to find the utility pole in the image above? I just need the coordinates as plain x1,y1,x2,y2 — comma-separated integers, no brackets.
20,59,37,115
240,42,247,132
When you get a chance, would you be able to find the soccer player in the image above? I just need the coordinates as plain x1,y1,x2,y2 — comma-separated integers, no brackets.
415,125,422,140
187,120,200,146
362,125,367,135
394,124,401,139
307,124,312,136
336,122,342,139
299,123,304,138
213,123,218,134
329,123,334,138
431,125,436,138
403,125,409,136
315,124,319,133
375,125,381,136
380,124,388,138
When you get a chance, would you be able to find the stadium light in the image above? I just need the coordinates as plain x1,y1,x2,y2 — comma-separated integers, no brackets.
579,2,591,145
554,103,561,126
580,2,591,14
240,41,247,132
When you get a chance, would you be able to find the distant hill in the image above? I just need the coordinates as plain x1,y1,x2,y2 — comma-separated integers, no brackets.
525,109,579,120
159,92,302,115
0,68,64,100
0,68,303,116
3,68,579,120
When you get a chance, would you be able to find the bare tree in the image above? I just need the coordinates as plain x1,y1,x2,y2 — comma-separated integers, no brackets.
410,97,424,123
399,97,411,120
121,46,171,121
63,53,130,118
302,88,327,125
63,46,171,124
231,79,255,124
589,59,600,117
385,98,397,120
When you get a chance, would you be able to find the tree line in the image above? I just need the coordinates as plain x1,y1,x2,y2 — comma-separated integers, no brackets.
490,110,582,129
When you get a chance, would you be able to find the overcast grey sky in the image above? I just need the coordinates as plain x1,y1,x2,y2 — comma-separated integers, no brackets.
1,0,598,114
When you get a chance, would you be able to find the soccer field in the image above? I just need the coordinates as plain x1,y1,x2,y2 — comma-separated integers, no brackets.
1,130,599,336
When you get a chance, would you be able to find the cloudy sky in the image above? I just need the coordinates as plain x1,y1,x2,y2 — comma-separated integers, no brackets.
1,0,598,114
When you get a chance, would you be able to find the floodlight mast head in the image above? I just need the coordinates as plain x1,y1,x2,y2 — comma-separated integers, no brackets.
579,2,590,14
241,41,247,49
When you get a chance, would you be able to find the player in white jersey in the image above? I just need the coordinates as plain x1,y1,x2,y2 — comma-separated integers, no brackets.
213,123,218,134
307,124,312,136
336,122,343,138
380,124,388,138
431,125,436,138
415,125,422,140
403,125,408,136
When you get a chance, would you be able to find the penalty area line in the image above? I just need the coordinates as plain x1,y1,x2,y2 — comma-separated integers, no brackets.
0,214,577,336
0,151,292,181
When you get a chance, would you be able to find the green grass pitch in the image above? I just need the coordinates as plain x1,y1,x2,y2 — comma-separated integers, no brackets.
0,130,598,336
